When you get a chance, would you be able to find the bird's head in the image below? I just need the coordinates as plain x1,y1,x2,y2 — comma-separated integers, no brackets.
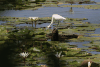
47,25,50,28
45,26,50,31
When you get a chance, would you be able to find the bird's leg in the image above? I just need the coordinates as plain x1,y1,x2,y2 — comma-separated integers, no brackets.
32,21,33,27
35,21,36,28
57,20,59,28
57,20,58,28
58,20,59,25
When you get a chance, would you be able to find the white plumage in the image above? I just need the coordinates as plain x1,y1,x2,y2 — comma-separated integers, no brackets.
46,14,66,30
29,17,38,20
29,17,38,27
52,14,66,20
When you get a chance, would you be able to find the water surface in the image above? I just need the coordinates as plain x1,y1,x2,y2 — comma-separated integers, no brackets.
0,3,100,54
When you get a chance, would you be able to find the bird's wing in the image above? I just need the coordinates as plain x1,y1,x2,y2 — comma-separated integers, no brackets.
53,14,66,20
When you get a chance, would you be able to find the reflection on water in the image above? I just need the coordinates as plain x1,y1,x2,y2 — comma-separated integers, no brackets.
0,21,6,25
69,41,90,48
92,0,100,2
94,28,100,34
88,51,100,54
16,23,54,29
69,41,100,54
47,39,51,41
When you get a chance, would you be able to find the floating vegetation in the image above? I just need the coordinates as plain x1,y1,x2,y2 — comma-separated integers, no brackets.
39,2,57,4
0,2,43,10
0,40,5,45
34,35,48,39
83,41,100,51
0,14,100,67
42,4,58,7
39,17,52,21
96,2,100,5
88,34,100,36
69,37,100,42
5,21,26,25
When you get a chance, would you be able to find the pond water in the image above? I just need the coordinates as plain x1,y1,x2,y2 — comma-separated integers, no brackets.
0,7,100,24
92,0,100,2
0,2,100,54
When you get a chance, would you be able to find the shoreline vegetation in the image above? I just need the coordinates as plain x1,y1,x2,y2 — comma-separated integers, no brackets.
0,0,97,10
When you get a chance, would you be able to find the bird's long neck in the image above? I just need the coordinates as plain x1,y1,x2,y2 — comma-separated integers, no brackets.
51,15,53,23
48,16,53,26
46,16,54,30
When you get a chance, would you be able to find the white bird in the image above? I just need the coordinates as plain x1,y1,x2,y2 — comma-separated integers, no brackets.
29,17,38,27
29,17,38,20
46,14,66,30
